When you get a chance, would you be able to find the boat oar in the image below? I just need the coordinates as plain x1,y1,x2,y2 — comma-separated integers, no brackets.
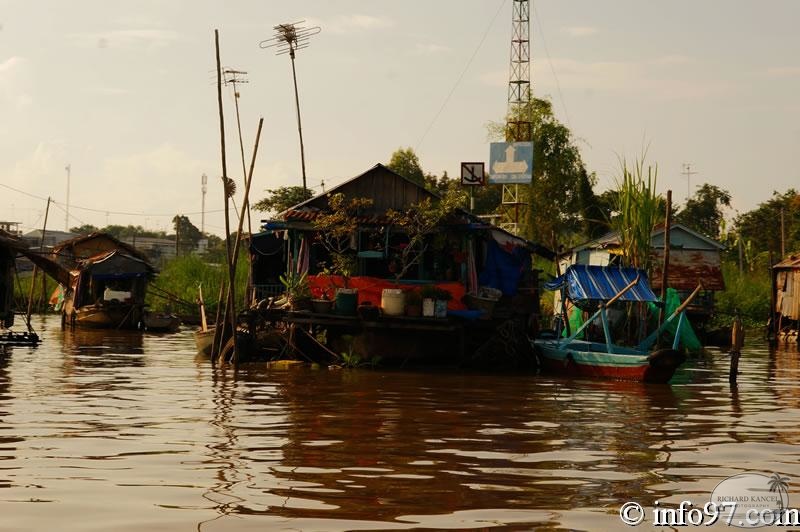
605,274,641,307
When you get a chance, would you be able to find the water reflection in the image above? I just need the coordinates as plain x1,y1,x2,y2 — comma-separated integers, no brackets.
1,316,800,531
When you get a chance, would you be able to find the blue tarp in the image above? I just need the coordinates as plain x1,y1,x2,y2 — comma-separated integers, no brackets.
478,239,530,296
544,264,659,303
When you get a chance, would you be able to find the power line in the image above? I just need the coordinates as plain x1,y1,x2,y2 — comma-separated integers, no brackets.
532,2,571,129
0,181,224,218
415,0,508,151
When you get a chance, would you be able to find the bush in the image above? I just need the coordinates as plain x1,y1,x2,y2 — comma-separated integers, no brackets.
713,260,771,328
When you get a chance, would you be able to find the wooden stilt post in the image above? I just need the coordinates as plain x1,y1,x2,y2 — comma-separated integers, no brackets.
658,191,672,334
730,312,744,385
26,197,50,324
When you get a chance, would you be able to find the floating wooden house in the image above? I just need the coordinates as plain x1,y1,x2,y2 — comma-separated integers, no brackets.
773,253,800,341
52,233,155,329
244,163,553,366
559,223,725,322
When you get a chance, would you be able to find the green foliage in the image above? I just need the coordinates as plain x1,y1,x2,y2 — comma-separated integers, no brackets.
312,193,374,284
252,186,313,214
734,189,800,257
387,147,425,186
145,252,248,313
12,272,59,313
69,224,167,239
610,156,663,271
385,188,466,283
713,260,771,327
487,97,589,243
172,215,202,255
279,271,310,299
675,183,731,239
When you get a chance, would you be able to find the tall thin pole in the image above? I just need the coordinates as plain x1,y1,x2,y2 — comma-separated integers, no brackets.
681,163,697,204
211,29,238,364
64,164,71,231
27,197,51,322
780,207,786,257
260,22,320,193
658,190,672,331
288,49,307,192
201,173,207,234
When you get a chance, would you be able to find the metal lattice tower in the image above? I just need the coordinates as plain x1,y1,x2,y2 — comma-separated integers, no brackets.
500,0,532,236
507,0,532,143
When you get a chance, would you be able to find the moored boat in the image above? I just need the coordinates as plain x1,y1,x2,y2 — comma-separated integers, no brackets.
143,312,181,332
533,265,699,384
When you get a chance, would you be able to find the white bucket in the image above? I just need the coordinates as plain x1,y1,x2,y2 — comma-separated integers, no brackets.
381,288,406,316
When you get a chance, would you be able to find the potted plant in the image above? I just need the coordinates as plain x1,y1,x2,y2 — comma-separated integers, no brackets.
311,289,334,314
279,271,312,311
312,193,373,316
404,289,422,317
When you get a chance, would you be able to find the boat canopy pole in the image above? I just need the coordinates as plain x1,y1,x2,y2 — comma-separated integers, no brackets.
637,282,704,350
558,275,640,349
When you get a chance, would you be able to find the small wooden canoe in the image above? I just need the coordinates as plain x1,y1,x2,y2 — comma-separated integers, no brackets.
143,312,180,332
194,327,215,357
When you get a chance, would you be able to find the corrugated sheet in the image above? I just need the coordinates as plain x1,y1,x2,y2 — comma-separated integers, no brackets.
650,249,725,291
544,265,660,303
774,254,800,270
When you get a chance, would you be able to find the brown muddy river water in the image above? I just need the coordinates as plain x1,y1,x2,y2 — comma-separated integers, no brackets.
1,315,800,531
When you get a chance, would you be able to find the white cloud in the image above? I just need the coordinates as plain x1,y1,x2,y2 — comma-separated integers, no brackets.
563,26,598,37
68,29,180,51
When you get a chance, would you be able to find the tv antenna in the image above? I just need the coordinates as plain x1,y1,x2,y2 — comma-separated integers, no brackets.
223,68,252,235
682,163,697,203
259,21,321,192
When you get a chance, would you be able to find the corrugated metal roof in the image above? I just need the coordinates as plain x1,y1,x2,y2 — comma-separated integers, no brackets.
774,254,800,269
544,265,660,303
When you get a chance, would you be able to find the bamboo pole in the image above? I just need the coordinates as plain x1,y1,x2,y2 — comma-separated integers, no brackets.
26,197,50,323
211,29,238,364
224,117,264,364
658,190,672,330
729,313,744,385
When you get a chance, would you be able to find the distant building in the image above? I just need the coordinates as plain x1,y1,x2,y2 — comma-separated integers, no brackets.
22,229,77,249
772,253,800,342
119,236,177,266
0,222,22,236
559,223,726,321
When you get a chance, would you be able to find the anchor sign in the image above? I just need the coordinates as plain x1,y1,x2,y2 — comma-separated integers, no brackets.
488,141,534,184
460,162,485,186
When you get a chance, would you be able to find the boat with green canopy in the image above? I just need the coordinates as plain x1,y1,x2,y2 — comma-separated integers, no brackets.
533,265,701,383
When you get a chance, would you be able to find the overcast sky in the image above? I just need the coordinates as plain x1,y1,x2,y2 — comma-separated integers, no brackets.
1,0,798,237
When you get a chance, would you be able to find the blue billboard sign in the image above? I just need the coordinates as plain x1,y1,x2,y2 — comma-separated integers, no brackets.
488,142,534,184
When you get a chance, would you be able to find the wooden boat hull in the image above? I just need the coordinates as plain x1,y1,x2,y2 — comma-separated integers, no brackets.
73,304,142,330
143,313,180,332
194,328,215,357
534,339,685,384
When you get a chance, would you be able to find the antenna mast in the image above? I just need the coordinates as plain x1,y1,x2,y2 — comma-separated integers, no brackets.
682,163,698,203
201,173,208,234
260,21,321,192
64,164,71,231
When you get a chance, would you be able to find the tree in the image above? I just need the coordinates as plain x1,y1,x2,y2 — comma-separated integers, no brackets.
734,189,800,256
252,186,313,214
69,224,100,235
675,183,731,239
388,147,425,186
172,215,202,254
487,97,590,244
312,193,374,286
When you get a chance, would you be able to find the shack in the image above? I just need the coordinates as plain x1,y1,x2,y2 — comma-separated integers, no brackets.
773,253,800,342
245,163,552,366
559,223,725,323
52,233,155,329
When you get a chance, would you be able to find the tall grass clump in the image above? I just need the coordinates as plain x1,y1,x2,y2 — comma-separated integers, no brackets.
714,260,771,328
611,157,664,272
146,252,249,314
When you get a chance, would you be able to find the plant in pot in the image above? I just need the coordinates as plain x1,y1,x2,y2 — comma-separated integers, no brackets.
404,289,422,317
312,193,373,315
384,188,466,316
279,271,312,311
